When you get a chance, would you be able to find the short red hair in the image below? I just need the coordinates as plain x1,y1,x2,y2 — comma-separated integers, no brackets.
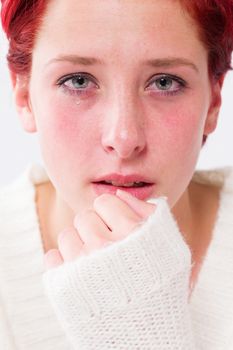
1,0,47,75
1,0,233,80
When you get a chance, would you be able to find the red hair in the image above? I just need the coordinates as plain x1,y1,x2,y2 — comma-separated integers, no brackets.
1,0,47,75
1,0,233,79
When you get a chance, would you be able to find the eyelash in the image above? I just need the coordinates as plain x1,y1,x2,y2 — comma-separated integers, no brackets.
57,72,187,97
57,73,97,97
146,74,187,96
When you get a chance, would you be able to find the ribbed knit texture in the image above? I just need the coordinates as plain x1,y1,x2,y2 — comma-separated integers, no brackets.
43,197,195,349
0,164,233,349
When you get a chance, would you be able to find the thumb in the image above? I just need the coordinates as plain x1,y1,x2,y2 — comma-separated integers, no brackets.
116,189,156,220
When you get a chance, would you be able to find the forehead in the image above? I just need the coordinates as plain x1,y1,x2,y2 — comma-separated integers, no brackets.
34,0,206,66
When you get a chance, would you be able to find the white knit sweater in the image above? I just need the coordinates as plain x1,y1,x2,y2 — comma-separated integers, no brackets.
0,163,233,349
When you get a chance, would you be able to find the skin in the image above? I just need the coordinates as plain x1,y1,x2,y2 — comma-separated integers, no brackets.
12,0,223,292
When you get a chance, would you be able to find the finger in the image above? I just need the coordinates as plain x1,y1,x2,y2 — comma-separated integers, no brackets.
44,248,64,270
73,210,113,254
116,189,156,219
58,226,85,262
93,193,142,240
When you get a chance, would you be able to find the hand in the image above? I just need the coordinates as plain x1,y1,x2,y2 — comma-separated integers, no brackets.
43,194,194,349
44,189,156,270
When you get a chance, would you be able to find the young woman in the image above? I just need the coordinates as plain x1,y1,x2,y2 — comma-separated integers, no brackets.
1,0,233,349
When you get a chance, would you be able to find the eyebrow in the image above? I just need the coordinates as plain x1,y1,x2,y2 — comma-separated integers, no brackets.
46,55,104,66
146,58,199,73
46,55,199,73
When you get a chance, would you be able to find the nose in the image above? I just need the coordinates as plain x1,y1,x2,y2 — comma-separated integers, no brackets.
101,95,146,159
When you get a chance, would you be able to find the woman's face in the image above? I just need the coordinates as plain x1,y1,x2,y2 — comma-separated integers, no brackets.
19,0,221,212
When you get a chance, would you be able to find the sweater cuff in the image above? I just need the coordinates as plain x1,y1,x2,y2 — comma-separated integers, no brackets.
43,197,191,319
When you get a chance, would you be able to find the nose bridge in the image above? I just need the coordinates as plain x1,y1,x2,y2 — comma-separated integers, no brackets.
101,82,146,159
115,87,138,130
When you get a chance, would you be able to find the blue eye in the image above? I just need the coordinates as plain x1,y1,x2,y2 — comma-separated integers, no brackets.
65,75,90,89
147,74,187,95
57,73,97,95
155,77,173,90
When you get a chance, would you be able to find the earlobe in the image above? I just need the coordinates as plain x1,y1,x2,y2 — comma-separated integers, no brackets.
12,73,37,133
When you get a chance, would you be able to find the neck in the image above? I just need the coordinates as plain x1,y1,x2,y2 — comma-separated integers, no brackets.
172,185,195,249
36,181,75,252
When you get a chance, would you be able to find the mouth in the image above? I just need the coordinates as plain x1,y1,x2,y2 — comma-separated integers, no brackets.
92,179,155,200
96,180,149,188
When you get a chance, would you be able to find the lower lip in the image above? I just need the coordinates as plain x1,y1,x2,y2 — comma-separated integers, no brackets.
92,183,155,200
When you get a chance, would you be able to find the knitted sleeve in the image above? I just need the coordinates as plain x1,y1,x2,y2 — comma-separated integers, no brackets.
42,197,196,349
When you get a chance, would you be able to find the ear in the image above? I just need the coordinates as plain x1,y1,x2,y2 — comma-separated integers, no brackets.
203,74,225,136
10,72,37,133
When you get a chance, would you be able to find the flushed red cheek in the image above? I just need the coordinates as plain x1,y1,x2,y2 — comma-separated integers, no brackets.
148,109,204,172
165,108,203,148
39,102,99,166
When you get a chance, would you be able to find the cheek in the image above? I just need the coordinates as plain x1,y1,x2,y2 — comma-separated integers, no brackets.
36,96,98,170
167,114,200,155
160,106,205,157
146,104,207,205
146,102,207,179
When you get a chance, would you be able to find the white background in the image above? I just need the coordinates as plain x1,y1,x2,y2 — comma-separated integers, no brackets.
1,27,233,187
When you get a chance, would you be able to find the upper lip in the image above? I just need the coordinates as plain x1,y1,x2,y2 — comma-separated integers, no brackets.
92,173,154,185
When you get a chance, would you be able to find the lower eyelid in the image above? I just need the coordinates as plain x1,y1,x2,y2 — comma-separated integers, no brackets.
59,84,99,98
61,85,88,95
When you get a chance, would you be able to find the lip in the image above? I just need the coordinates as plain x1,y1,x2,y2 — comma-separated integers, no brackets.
92,173,154,185
92,173,155,200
